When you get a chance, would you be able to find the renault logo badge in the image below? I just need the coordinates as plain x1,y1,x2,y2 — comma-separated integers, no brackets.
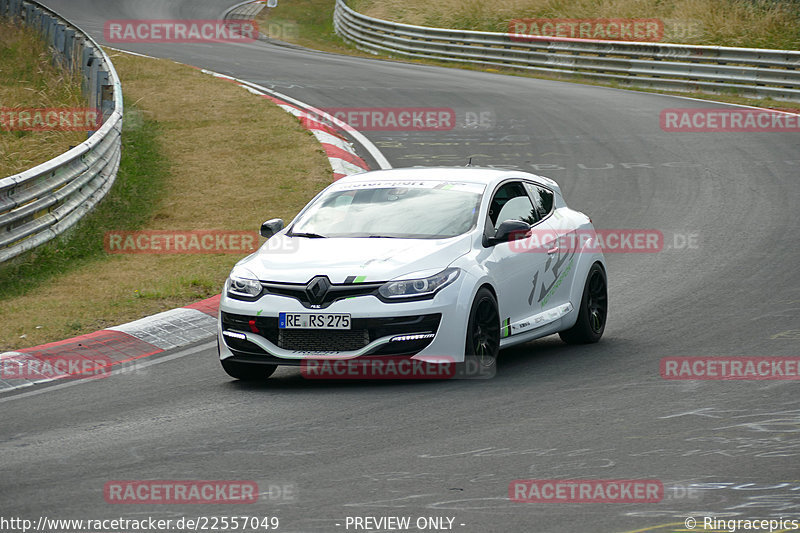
305,276,331,305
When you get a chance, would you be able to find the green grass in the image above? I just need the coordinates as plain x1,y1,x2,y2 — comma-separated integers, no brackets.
258,0,356,52
0,101,169,300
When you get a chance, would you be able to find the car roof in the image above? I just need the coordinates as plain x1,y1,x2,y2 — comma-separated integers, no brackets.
335,167,561,191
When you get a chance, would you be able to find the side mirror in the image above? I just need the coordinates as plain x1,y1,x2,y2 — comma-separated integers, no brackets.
260,218,284,239
489,220,530,245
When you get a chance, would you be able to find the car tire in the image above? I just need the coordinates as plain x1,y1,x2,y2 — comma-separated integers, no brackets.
559,263,607,344
221,359,277,381
465,287,501,370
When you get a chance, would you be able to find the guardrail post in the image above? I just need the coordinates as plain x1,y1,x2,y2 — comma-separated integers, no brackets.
36,7,47,34
87,56,99,111
41,14,53,42
35,6,45,33
40,12,48,37
23,3,34,24
48,16,57,45
81,46,93,97
25,3,37,27
63,28,76,71
73,37,85,78
54,22,66,67
97,70,111,123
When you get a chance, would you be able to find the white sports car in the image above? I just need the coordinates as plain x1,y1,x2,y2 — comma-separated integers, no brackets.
217,167,607,380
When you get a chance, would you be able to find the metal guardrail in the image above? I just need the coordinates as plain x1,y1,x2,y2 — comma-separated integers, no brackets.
223,0,266,21
334,0,800,103
224,0,282,45
0,0,123,263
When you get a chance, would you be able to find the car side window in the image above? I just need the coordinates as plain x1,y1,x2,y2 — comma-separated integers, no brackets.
487,182,538,233
524,183,554,220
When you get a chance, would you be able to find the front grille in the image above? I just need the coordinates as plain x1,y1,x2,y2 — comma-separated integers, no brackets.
221,312,441,356
278,329,370,351
261,279,383,309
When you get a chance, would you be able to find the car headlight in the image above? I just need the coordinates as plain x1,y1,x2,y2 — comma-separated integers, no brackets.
378,268,460,300
227,266,262,299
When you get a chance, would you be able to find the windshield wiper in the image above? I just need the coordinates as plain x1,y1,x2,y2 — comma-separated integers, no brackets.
290,232,327,238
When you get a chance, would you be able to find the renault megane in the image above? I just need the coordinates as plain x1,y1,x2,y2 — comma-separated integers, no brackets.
217,167,607,380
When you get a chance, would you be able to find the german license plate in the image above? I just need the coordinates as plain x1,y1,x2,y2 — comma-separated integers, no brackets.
279,312,351,330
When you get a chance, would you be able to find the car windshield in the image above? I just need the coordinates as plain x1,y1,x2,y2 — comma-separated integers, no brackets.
290,180,485,239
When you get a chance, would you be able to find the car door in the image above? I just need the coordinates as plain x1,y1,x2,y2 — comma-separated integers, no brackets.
523,182,576,312
481,180,552,339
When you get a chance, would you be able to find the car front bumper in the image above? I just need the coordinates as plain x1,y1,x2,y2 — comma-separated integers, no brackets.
217,281,471,364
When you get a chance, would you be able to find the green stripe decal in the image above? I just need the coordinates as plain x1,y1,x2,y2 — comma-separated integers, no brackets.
354,275,367,283
502,318,511,338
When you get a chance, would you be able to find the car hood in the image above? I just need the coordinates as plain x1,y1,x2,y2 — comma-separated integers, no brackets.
240,234,472,284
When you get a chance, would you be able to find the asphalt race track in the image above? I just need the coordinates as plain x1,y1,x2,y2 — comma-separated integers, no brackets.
2,1,799,532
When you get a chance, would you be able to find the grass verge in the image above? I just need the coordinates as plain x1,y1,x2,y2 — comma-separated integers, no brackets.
0,52,332,350
0,100,169,301
0,17,87,176
256,0,799,112
258,0,359,53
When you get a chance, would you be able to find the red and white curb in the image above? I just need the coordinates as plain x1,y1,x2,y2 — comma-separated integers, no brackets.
0,295,219,393
0,65,391,394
